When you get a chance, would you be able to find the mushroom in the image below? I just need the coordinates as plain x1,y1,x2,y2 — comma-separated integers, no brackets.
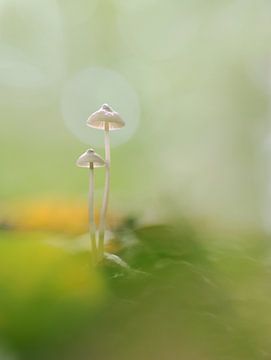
76,148,105,264
87,104,125,260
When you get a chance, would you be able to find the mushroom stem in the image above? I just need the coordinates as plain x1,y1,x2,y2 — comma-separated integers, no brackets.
89,163,97,264
98,123,110,260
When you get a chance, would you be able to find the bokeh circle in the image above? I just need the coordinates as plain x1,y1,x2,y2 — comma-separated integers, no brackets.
61,67,140,147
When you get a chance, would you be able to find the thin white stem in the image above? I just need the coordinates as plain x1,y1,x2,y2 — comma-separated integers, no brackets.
98,123,110,260
89,163,97,264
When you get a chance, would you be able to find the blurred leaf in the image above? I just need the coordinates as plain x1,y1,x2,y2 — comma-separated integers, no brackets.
0,238,105,357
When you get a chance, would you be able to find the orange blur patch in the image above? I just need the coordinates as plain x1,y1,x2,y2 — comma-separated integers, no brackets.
10,199,121,235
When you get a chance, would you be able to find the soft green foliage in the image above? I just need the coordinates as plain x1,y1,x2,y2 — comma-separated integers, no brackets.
1,224,270,359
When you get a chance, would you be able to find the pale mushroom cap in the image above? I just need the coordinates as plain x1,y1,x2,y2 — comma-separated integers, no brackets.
86,104,125,130
76,149,105,168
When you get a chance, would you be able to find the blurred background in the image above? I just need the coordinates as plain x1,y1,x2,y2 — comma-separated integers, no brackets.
1,1,271,359
1,0,271,230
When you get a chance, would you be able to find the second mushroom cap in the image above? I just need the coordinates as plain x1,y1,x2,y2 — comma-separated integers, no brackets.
76,149,105,168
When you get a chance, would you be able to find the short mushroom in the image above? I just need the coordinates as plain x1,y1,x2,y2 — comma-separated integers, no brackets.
76,148,105,264
86,104,125,260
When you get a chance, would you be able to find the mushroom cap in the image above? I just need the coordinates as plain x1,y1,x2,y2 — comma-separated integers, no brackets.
76,149,105,168
86,104,125,130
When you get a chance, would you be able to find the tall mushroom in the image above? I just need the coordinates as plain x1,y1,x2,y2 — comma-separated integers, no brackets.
76,149,105,264
87,104,125,260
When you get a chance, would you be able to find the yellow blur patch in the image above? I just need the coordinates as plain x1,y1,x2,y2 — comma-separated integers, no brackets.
7,199,121,234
